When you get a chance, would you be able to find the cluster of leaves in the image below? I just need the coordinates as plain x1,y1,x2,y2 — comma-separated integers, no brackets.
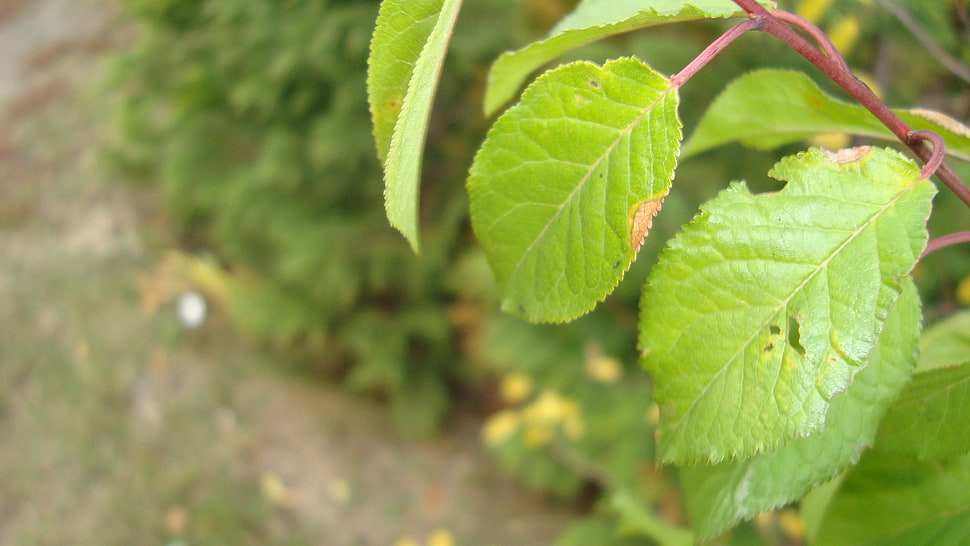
102,0,533,435
370,0,970,542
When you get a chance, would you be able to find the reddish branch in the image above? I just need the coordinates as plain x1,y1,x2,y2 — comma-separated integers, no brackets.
728,0,970,208
725,0,970,254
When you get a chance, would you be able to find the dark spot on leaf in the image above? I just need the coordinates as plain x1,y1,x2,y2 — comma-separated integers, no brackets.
589,79,601,89
769,325,781,335
613,261,621,269
764,342,774,352
788,316,806,356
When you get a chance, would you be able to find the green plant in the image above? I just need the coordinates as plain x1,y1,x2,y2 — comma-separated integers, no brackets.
103,0,534,436
369,0,970,542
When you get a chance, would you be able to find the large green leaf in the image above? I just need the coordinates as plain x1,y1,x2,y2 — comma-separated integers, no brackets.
483,0,773,116
916,310,970,372
469,57,681,323
639,147,935,463
876,361,970,460
814,450,970,545
680,279,920,539
683,69,970,161
367,0,463,251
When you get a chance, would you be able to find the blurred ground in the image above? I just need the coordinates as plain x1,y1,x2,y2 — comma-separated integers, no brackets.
0,1,575,544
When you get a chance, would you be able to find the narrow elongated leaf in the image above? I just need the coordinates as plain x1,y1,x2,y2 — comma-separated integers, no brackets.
680,279,920,540
815,451,970,545
639,147,935,463
484,0,773,116
876,361,970,459
683,69,970,161
367,0,463,251
469,57,681,323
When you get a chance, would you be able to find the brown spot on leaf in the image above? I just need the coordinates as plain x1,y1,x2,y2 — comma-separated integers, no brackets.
630,197,664,252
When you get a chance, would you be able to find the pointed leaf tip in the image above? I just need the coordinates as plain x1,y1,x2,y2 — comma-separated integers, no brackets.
368,0,464,252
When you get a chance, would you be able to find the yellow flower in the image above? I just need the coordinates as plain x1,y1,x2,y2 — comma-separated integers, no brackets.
482,409,520,446
523,423,552,447
428,529,455,546
586,355,624,383
795,0,833,23
524,391,579,423
957,275,970,306
500,372,533,403
779,508,807,541
564,416,585,440
828,16,861,56
260,471,288,505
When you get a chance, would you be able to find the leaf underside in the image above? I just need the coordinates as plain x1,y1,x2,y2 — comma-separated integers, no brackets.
367,0,463,251
815,450,970,545
680,279,920,540
876,361,970,460
639,146,935,464
484,0,774,116
469,57,681,323
683,69,970,161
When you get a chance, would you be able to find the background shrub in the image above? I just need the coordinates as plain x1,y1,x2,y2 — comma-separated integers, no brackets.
104,0,535,435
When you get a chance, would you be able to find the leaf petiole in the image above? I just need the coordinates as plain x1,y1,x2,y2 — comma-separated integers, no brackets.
670,18,758,88
922,231,970,258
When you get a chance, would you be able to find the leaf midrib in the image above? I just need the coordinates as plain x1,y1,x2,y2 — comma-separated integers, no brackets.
503,82,674,297
665,176,922,457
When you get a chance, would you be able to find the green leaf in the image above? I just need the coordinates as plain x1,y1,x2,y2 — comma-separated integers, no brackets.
484,0,773,116
683,69,970,161
680,279,920,540
639,146,935,463
916,310,970,372
469,57,681,323
814,451,970,545
876,361,970,460
611,490,695,546
367,0,464,251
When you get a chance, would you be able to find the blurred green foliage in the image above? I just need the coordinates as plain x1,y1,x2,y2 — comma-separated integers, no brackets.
103,0,533,436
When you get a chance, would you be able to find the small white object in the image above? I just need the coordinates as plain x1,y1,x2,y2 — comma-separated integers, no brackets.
176,291,207,329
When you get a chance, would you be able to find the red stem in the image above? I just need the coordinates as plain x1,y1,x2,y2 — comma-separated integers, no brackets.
909,130,946,181
730,0,970,209
771,10,851,74
671,19,759,88
923,231,970,258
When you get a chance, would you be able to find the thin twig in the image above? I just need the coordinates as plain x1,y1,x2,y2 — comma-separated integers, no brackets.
729,0,970,209
922,231,970,257
772,10,852,74
670,19,759,88
877,0,970,85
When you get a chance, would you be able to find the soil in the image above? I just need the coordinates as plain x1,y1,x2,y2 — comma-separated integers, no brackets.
0,1,575,544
